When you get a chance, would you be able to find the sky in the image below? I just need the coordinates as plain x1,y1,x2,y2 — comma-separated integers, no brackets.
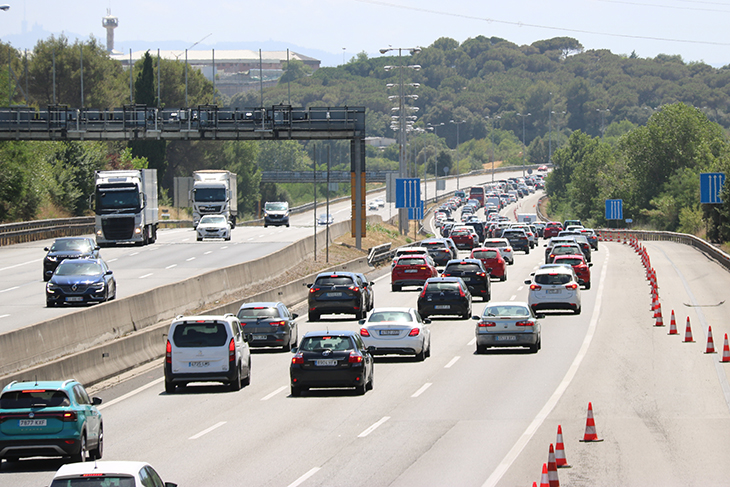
2,0,730,68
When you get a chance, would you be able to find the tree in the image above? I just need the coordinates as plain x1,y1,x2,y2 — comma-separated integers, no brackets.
279,59,312,84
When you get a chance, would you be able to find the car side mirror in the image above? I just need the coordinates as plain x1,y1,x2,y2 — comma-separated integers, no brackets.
423,318,431,324
471,315,480,320
305,283,312,288
358,319,366,325
367,346,376,353
292,313,299,319
588,263,593,267
370,282,375,286
106,270,113,275
291,347,298,353
416,287,423,292
524,279,531,285
245,334,253,343
92,397,102,406
95,246,100,251
44,247,50,251
537,313,546,319
164,482,178,487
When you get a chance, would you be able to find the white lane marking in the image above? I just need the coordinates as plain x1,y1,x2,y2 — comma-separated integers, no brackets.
0,286,19,293
189,421,226,440
98,377,164,410
468,337,477,346
139,273,153,279
221,246,228,249
482,247,610,487
0,259,40,272
411,383,432,398
288,467,321,487
165,264,177,269
186,257,195,262
444,356,460,368
130,252,139,256
358,416,390,437
248,237,254,241
509,295,517,301
261,386,287,401
517,286,524,291
258,234,265,238
0,314,9,319
182,238,190,242
204,251,212,255
107,258,118,263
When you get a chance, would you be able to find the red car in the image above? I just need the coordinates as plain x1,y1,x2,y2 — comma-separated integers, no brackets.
552,254,592,289
450,227,476,250
391,255,439,292
543,222,563,239
470,247,507,282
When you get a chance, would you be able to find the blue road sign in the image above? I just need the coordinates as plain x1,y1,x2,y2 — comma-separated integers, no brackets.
700,172,726,204
605,199,623,220
395,178,421,208
408,201,424,220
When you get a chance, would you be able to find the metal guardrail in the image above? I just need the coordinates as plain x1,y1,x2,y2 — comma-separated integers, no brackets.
367,243,393,265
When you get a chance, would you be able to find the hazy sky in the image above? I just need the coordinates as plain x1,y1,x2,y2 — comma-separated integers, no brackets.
2,0,730,67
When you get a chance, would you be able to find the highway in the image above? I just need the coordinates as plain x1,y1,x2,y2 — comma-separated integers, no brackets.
4,188,730,485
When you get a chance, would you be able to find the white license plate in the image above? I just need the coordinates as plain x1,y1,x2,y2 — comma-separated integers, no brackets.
462,277,471,281
496,335,517,341
405,269,418,273
253,335,267,340
327,292,343,297
19,419,47,427
315,359,338,366
66,296,83,302
379,330,400,336
188,361,210,367
547,289,561,294
434,305,450,309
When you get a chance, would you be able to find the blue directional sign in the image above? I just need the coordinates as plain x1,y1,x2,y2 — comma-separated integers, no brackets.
408,201,424,220
700,172,726,204
395,178,421,208
605,199,623,220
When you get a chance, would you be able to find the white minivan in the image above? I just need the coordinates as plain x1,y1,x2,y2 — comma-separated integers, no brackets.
164,314,251,393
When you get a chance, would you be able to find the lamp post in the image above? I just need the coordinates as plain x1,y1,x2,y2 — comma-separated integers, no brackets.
516,112,531,178
381,46,421,234
427,122,444,198
450,119,466,189
486,115,500,183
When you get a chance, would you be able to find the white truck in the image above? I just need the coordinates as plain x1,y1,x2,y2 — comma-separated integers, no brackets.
190,170,238,228
93,169,159,247
516,213,538,223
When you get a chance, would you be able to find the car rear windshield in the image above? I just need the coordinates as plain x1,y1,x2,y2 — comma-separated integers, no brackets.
445,263,482,272
503,231,524,237
368,311,413,323
484,240,507,248
451,230,470,236
425,281,460,292
314,276,354,286
472,250,499,259
421,242,446,249
172,322,229,347
555,258,583,266
299,336,354,352
0,390,70,409
484,305,530,317
535,273,572,285
50,476,136,487
553,246,580,254
397,258,426,266
237,307,278,319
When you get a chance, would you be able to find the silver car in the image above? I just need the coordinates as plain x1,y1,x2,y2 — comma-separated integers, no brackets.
524,267,582,314
358,307,431,361
473,301,542,353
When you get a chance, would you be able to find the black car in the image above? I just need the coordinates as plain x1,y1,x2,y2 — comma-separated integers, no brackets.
417,277,472,319
355,273,375,312
307,272,366,321
45,258,116,307
501,229,530,254
290,331,374,396
237,301,299,351
420,238,457,266
441,259,492,301
43,237,101,281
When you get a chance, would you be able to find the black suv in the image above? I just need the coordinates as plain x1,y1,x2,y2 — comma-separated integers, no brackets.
307,272,366,321
43,237,101,281
237,301,299,351
501,229,530,254
441,259,492,301
417,277,472,319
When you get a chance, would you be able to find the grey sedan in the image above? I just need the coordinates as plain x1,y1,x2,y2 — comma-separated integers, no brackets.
472,302,542,353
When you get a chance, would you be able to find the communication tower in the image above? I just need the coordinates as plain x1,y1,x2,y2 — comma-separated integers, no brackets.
102,9,118,53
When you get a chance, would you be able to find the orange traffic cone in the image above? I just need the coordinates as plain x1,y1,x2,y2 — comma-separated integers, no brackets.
706,326,716,354
668,310,678,335
684,317,695,343
580,402,603,442
547,444,560,487
721,334,730,363
555,425,571,468
654,305,664,327
539,463,550,487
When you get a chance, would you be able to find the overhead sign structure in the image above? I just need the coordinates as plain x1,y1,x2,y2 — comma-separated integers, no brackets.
700,172,726,204
396,178,421,209
605,199,623,220
408,201,424,220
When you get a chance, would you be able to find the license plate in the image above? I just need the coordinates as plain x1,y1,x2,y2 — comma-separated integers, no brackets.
253,335,267,340
315,359,338,366
327,292,343,297
462,277,471,281
188,361,210,367
19,419,47,427
66,297,83,302
405,269,418,273
496,335,517,341
379,330,400,336
547,289,561,294
434,305,450,309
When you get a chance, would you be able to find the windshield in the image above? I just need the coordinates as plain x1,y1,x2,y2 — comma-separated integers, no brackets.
50,476,136,487
299,335,354,352
194,188,226,202
55,261,103,276
96,188,140,212
483,305,530,318
51,239,92,253
238,307,278,319
199,215,227,225
265,202,288,211
172,322,229,347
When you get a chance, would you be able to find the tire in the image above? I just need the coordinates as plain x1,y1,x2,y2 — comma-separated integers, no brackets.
165,378,176,394
391,284,401,292
291,385,303,397
229,363,242,391
241,359,251,387
89,424,103,460
574,306,582,315
46,300,55,308
525,247,530,254
584,282,591,290
225,236,231,241
462,312,471,320
529,342,539,353
71,434,87,463
355,382,367,395
476,344,488,354
286,223,290,228
282,335,292,352
196,236,202,242
420,313,429,320
425,342,431,358
355,310,364,321
366,371,374,391
264,224,268,228
308,312,319,322
415,347,426,362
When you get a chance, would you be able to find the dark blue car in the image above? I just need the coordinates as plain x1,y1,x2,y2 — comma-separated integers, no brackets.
45,258,116,307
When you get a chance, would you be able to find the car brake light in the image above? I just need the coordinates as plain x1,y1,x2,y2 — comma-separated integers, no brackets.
62,411,77,421
309,287,320,293
458,286,466,298
530,284,542,290
229,337,236,362
292,353,304,365
166,340,172,364
349,286,360,293
478,321,496,327
348,352,364,363
270,320,285,327
443,273,451,277
565,283,578,290
476,272,486,277
419,286,427,298
516,321,532,326
408,328,420,336
360,328,370,337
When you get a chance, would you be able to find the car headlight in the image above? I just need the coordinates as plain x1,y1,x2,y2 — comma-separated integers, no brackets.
46,256,58,262
46,282,58,292
134,226,142,235
91,282,105,291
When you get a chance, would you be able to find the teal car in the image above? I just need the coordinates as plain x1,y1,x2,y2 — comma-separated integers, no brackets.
0,380,103,466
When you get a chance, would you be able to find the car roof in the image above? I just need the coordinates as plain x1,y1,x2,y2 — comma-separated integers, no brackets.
445,259,483,265
171,314,237,323
239,302,281,308
368,307,414,313
53,237,91,242
484,301,530,308
425,276,464,283
3,380,77,392
53,461,153,479
302,330,358,338
315,271,355,277
534,266,575,275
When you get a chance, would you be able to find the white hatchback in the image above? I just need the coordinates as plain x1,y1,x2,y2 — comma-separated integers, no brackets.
524,267,582,314
50,461,176,487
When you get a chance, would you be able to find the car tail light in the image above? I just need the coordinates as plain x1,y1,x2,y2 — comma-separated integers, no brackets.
408,328,420,336
229,338,236,362
478,321,496,327
360,328,370,337
270,320,285,327
530,284,542,290
443,273,451,277
419,287,427,298
458,286,466,298
292,353,304,365
565,283,579,290
62,411,78,422
166,340,172,364
348,352,364,363
420,266,427,270
309,287,320,294
516,321,533,327
349,285,360,293
476,272,486,277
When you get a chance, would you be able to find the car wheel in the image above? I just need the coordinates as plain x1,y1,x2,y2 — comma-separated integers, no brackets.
225,236,231,241
525,247,530,254
196,236,202,242
574,306,582,315
46,300,55,308
355,381,367,395
584,282,591,290
509,259,514,266
71,434,87,463
425,341,431,358
164,378,176,394
89,424,103,460
420,313,429,320
415,347,426,362
308,312,319,322
355,310,364,321
529,342,539,353
241,359,251,387
391,284,401,292
500,273,507,282
229,363,242,392
476,344,488,354
286,224,290,228
291,385,303,397
282,336,292,352
462,312,471,320
264,224,268,228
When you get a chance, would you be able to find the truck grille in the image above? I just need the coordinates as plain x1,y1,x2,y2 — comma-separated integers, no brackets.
199,205,223,214
102,217,135,239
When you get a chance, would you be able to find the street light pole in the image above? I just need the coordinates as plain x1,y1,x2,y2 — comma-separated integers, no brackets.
450,119,465,189
486,115,500,183
428,122,444,199
516,112,531,178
